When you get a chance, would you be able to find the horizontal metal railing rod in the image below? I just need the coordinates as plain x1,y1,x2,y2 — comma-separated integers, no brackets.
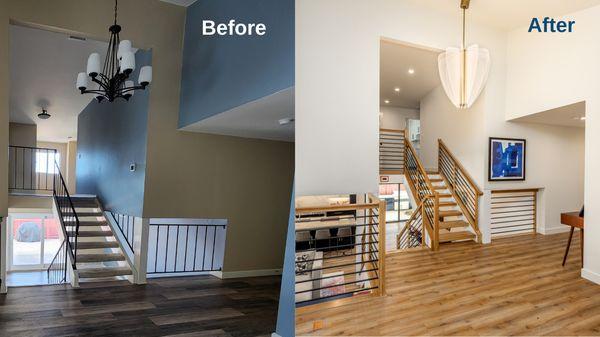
296,286,380,305
295,268,379,284
295,277,379,295
294,250,379,264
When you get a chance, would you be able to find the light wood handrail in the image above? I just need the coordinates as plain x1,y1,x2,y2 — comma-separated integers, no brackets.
406,133,437,196
438,139,483,195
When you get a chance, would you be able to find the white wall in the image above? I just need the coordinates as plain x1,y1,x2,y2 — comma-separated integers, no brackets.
504,6,600,281
379,106,419,130
296,0,505,197
420,86,487,179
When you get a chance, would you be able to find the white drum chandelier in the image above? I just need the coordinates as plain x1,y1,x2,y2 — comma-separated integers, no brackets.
75,0,152,103
438,0,490,109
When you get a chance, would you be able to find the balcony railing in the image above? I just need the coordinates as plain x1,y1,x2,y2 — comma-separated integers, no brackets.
295,194,386,306
8,146,58,192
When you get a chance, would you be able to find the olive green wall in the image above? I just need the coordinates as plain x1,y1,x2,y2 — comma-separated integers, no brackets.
0,0,294,274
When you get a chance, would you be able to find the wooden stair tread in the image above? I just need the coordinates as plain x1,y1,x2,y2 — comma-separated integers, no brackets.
77,241,120,249
429,178,443,182
77,253,125,263
437,193,452,198
439,201,457,207
433,186,447,190
67,230,113,237
78,267,132,278
439,231,475,243
439,220,469,229
439,210,462,218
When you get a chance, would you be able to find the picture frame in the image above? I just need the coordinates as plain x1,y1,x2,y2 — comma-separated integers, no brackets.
488,137,526,181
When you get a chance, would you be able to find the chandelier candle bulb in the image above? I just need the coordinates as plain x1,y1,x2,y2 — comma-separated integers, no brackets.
76,72,89,91
124,80,135,99
87,53,101,77
117,40,132,59
139,66,152,86
120,51,136,74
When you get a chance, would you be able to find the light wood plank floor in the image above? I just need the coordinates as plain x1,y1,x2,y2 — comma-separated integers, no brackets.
296,232,600,336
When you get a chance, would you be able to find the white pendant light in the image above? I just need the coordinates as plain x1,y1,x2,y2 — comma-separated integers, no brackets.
438,0,490,109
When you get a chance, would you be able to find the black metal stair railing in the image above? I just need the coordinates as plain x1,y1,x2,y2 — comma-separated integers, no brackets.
47,160,80,284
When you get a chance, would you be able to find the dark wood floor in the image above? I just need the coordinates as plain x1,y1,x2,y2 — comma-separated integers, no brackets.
0,275,280,337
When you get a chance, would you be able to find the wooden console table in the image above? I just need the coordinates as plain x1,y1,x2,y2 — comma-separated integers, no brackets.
561,212,584,267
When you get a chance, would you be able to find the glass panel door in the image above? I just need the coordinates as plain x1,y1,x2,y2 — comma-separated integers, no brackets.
9,214,59,271
11,217,43,267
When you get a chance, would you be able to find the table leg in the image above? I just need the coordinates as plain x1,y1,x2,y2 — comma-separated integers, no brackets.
563,227,574,267
580,228,584,268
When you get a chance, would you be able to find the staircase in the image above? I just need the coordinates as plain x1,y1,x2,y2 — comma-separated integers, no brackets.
392,130,482,251
426,172,476,244
49,167,133,284
65,196,132,281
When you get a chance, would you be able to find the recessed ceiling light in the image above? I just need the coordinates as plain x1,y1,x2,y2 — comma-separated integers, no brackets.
408,68,415,75
580,116,586,121
394,87,401,92
384,100,390,104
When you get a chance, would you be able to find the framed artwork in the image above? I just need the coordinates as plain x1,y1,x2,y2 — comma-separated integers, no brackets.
488,137,526,181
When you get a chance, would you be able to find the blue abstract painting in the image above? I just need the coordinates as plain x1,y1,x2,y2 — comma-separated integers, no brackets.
489,138,526,181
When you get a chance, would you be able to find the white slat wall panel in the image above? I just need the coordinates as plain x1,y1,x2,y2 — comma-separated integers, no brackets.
490,189,538,238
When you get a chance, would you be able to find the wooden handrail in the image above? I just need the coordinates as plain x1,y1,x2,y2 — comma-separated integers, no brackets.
438,139,483,195
406,133,437,197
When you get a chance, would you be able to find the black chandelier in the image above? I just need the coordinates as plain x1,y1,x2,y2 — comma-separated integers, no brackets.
75,0,152,102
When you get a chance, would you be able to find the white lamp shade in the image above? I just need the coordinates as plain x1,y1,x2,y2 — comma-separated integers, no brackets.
125,80,135,97
120,51,136,74
438,44,491,109
117,40,132,60
86,53,101,77
76,72,89,90
139,66,152,86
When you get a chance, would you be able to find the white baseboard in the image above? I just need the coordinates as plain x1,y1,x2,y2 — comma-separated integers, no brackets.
271,333,283,337
212,268,282,279
539,226,571,235
582,268,600,285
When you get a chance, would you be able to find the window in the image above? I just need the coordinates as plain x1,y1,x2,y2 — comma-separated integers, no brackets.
36,151,60,174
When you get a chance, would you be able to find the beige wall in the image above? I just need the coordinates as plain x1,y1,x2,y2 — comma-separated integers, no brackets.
66,140,76,192
0,0,294,274
8,195,52,210
9,122,36,147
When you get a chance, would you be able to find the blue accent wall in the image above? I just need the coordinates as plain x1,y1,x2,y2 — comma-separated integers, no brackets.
178,0,294,128
76,50,152,217
276,185,295,337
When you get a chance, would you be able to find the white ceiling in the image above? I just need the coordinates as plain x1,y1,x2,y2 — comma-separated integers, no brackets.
380,40,440,109
181,88,295,142
10,24,109,143
406,0,600,31
160,0,198,7
511,101,586,128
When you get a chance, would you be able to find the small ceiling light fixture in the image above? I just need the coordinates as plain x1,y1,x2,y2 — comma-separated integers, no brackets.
384,100,390,104
75,0,152,103
278,117,295,125
580,116,587,121
394,87,401,92
438,0,491,109
407,68,415,75
38,109,51,120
